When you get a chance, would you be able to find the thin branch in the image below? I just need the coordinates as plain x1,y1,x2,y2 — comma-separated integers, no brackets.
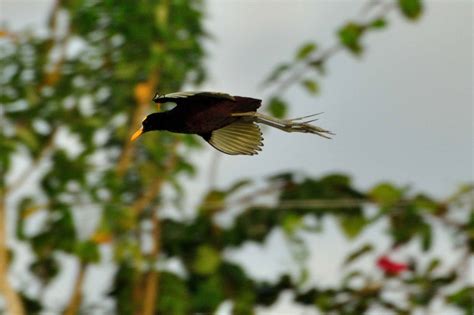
267,0,396,98
142,210,161,315
62,261,87,315
130,140,178,314
269,44,341,97
202,197,369,210
47,0,63,32
130,141,179,215
227,182,285,206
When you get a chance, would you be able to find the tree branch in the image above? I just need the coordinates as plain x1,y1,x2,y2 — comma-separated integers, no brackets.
62,261,87,315
267,0,396,97
129,141,179,215
0,193,25,315
131,140,178,314
142,210,161,315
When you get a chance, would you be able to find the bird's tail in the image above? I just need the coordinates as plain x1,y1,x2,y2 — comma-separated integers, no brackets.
232,112,334,139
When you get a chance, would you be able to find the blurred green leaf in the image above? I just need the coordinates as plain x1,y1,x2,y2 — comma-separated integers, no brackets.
158,272,190,315
370,18,387,29
413,194,438,213
267,97,288,119
344,244,373,266
338,22,365,55
447,287,474,314
425,258,440,274
227,178,253,195
370,183,402,207
191,275,225,312
16,126,39,154
398,0,423,20
76,240,100,263
296,42,317,60
233,290,256,315
301,79,320,95
282,214,304,235
338,214,366,239
192,245,221,275
420,224,432,251
199,190,226,215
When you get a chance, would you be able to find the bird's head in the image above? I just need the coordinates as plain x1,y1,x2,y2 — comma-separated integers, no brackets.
130,114,159,141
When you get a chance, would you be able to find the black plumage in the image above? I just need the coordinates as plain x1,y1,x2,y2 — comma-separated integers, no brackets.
131,91,333,155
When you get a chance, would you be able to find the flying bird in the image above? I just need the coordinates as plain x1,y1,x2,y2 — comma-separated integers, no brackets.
131,91,333,155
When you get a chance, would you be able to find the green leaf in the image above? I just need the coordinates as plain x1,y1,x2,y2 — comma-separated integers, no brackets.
233,290,256,315
370,183,402,207
76,240,100,263
192,245,221,275
301,79,319,95
420,224,432,251
267,97,287,119
16,126,39,154
282,214,303,235
413,194,438,213
199,190,226,215
398,0,423,20
426,258,441,274
344,244,373,266
296,42,317,60
338,215,366,239
370,18,387,29
447,287,474,313
227,178,252,195
338,22,365,55
191,275,225,311
342,270,363,286
158,272,190,315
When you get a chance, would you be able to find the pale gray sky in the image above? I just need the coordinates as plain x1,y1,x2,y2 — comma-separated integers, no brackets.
1,0,472,314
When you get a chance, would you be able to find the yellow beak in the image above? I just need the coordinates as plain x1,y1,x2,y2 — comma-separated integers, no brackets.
130,127,143,141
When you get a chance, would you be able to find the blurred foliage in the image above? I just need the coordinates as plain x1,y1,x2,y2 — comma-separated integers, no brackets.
1,0,472,315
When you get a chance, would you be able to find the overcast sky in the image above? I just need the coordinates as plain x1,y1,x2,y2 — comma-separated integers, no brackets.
1,0,472,314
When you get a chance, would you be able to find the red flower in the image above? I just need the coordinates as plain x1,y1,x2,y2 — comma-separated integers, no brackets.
376,255,408,275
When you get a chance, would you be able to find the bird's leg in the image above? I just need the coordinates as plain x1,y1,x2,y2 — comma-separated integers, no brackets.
232,112,334,139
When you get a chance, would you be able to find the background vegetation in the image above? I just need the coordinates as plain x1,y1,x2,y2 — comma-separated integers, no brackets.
0,0,472,314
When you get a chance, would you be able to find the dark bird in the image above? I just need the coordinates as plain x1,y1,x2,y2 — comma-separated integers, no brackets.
131,91,333,155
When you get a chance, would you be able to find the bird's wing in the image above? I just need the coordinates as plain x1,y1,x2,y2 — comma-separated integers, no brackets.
153,91,235,103
205,120,263,155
